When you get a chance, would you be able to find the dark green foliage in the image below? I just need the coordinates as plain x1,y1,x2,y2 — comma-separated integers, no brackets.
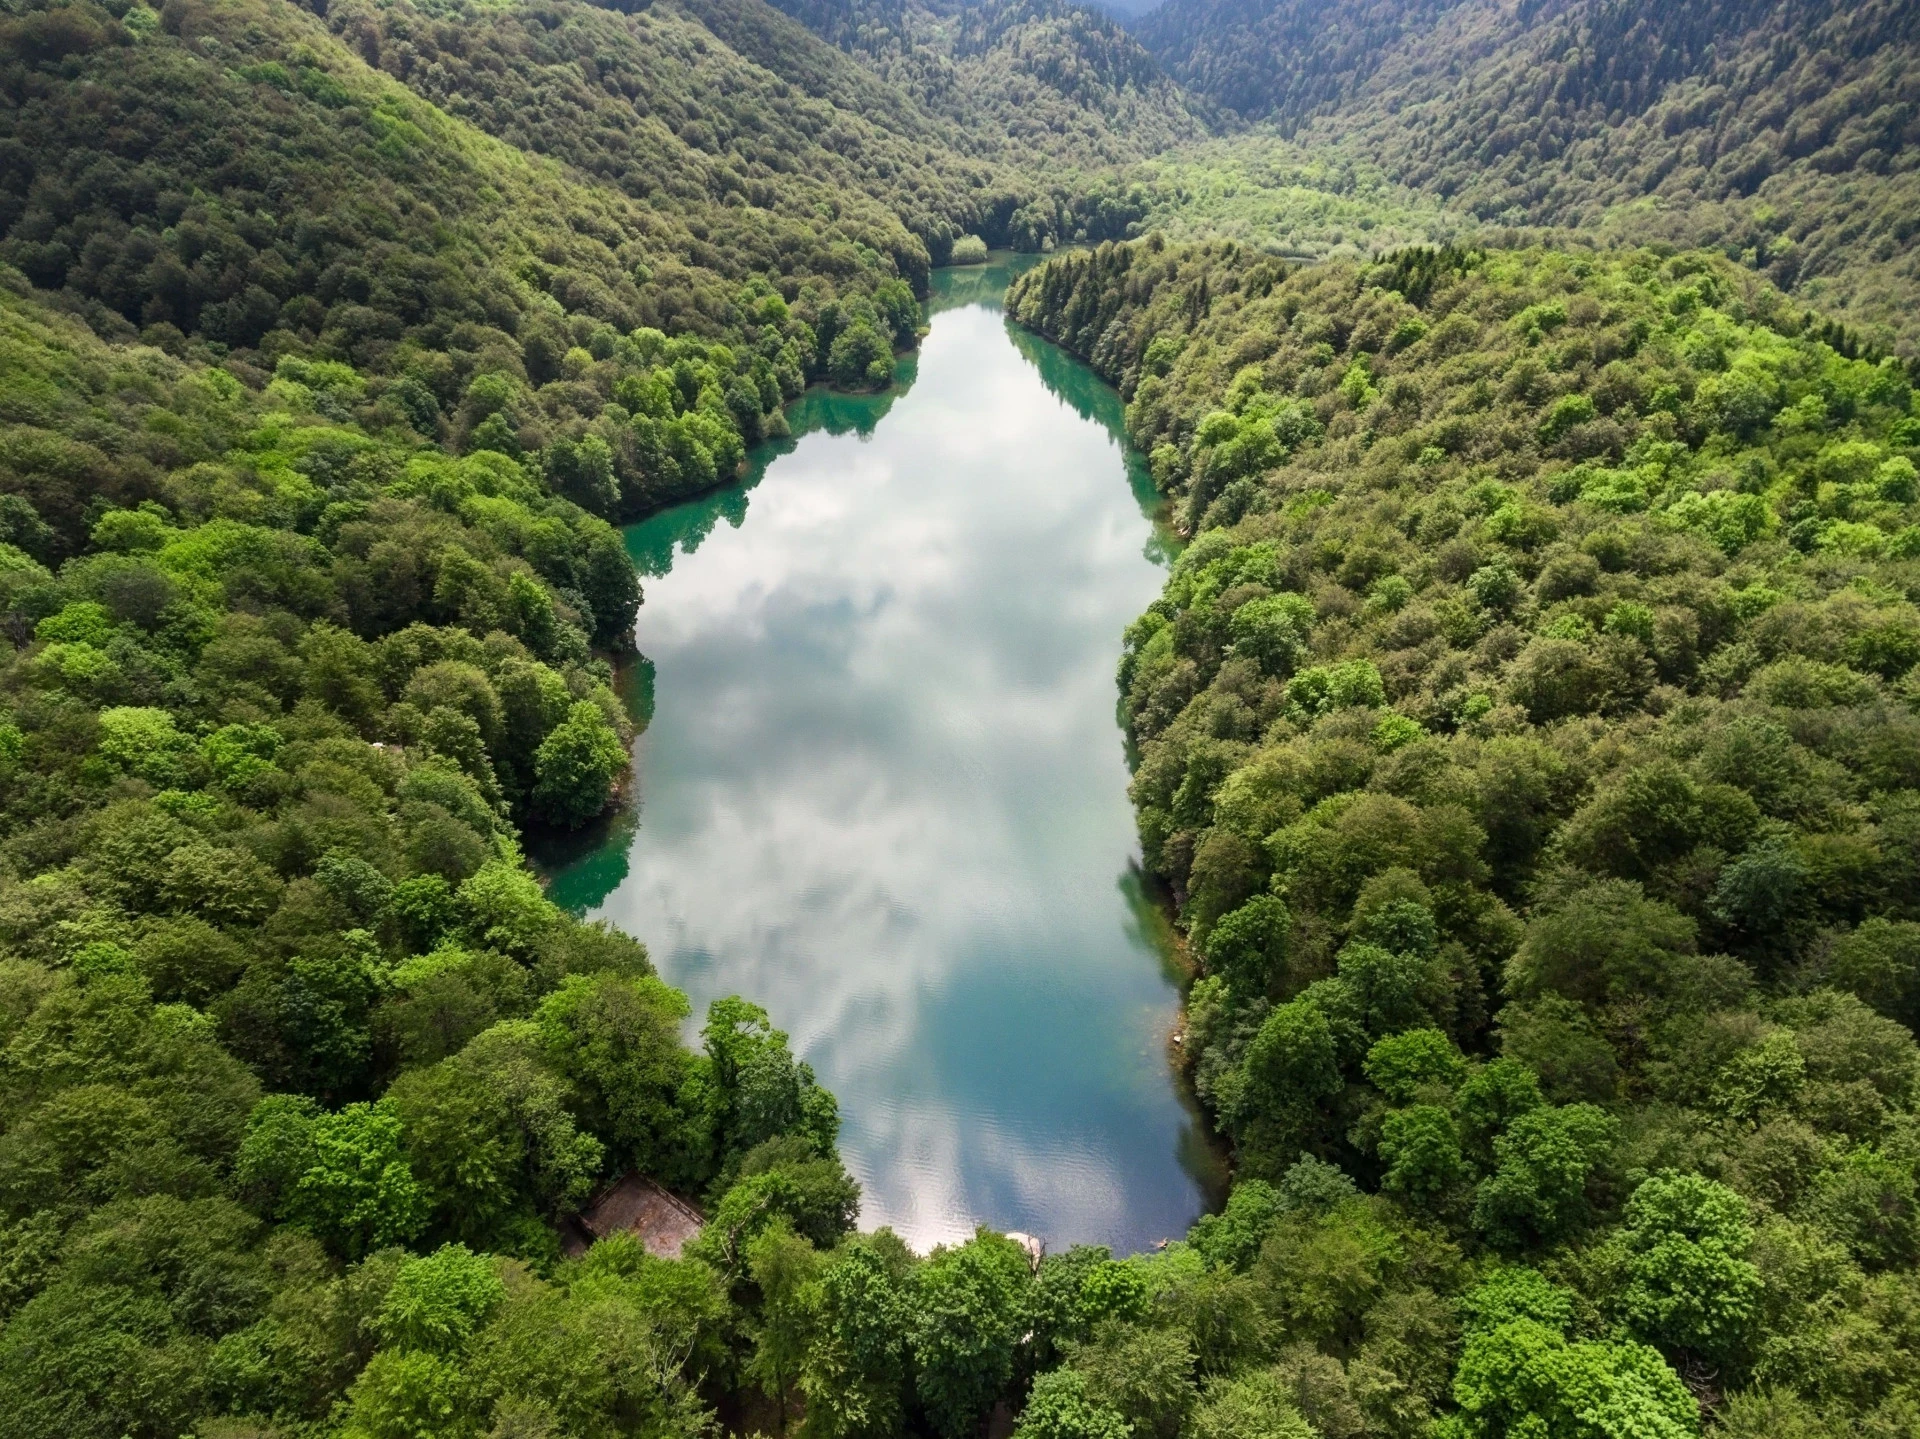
531,702,629,829
1134,0,1453,128
0,209,885,1433
4,0,1920,1421
1015,1367,1132,1439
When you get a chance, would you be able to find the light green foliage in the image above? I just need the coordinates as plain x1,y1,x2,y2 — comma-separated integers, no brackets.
1459,1266,1577,1336
1190,1366,1317,1439
1365,1030,1467,1103
1082,1254,1152,1313
3,0,1920,1423
1377,1105,1468,1206
339,1347,473,1439
202,723,282,793
1619,1172,1760,1361
1016,1368,1133,1439
378,1245,505,1354
1230,595,1312,676
1448,1318,1698,1439
457,863,561,958
1286,659,1385,717
1473,1104,1619,1250
94,705,195,785
241,1098,429,1259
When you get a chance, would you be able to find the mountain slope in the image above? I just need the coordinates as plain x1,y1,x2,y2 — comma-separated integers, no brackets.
0,0,1107,521
1131,0,1920,355
761,0,1210,167
320,0,1029,260
1133,0,1453,126
0,0,1000,360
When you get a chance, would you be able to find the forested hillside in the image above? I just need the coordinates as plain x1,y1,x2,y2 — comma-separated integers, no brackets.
1128,137,1468,265
1130,0,1920,355
314,0,1017,261
1132,0,1448,125
762,0,1206,166
1009,234,1920,1436
3,0,992,520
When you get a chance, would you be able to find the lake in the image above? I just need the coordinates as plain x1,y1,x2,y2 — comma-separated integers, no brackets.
542,254,1222,1254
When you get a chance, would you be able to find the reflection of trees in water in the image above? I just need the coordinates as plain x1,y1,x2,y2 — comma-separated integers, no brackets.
784,359,913,442
529,779,639,911
624,347,928,577
1006,322,1118,430
528,656,652,909
1117,863,1231,1219
926,251,1060,315
1004,322,1179,563
627,256,1051,581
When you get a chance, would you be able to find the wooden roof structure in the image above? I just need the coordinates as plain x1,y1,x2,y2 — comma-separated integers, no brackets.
565,1173,705,1259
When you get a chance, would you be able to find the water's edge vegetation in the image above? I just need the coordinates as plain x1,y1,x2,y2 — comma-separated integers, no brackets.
0,236,1224,1439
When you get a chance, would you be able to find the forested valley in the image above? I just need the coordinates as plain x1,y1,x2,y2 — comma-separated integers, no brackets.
2,0,1920,1432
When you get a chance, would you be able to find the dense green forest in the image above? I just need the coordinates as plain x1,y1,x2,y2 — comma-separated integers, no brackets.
0,0,986,509
1126,138,1466,265
1009,234,1920,1437
5,0,1920,1428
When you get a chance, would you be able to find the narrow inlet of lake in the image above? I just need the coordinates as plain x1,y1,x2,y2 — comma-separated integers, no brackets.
542,255,1223,1254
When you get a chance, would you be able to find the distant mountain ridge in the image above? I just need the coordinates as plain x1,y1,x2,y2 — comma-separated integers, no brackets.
1132,0,1457,127
758,0,1209,165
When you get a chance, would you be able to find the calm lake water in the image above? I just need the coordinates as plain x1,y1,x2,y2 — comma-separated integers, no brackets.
542,255,1222,1254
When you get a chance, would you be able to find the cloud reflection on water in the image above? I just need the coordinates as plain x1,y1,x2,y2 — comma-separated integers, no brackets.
557,286,1219,1254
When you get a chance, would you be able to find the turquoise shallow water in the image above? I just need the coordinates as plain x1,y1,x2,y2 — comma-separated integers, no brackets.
541,256,1222,1253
